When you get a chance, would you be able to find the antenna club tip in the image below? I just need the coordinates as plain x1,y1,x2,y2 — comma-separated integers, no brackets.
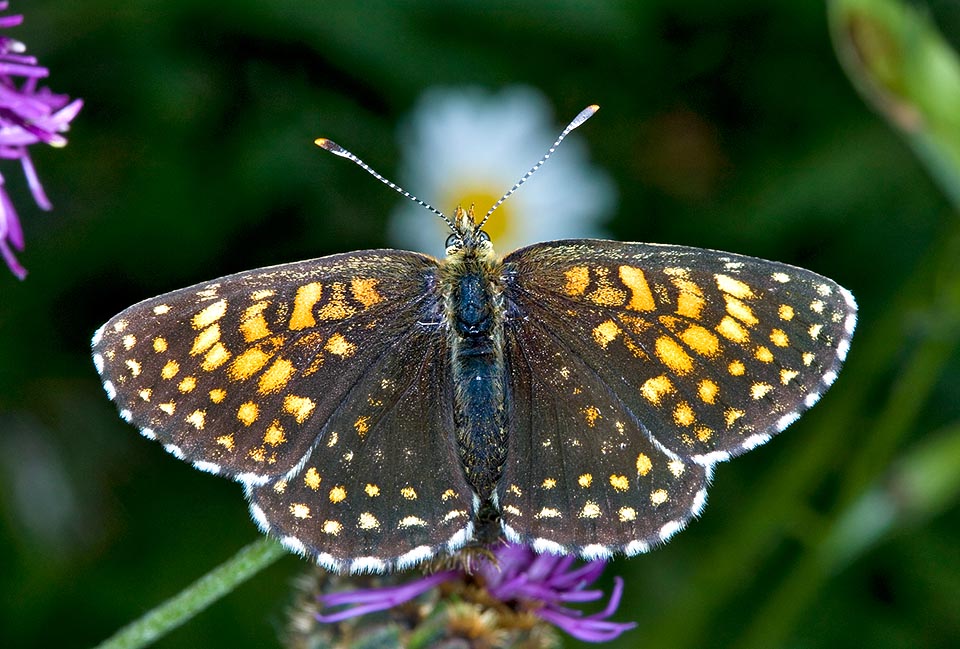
315,138,350,157
587,104,600,113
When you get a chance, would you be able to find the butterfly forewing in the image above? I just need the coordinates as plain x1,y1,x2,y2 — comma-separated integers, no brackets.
497,239,856,554
92,251,475,568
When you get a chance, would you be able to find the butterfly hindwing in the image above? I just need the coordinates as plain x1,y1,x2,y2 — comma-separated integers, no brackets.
497,239,856,553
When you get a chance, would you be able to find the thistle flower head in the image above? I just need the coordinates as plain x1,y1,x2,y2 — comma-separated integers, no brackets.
0,1,82,279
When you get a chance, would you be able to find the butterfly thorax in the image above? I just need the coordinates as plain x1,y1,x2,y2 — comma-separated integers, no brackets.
440,207,507,503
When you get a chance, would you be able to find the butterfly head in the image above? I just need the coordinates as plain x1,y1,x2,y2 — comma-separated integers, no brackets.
444,204,494,259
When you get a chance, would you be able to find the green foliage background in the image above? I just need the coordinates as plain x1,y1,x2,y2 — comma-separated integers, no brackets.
2,1,959,647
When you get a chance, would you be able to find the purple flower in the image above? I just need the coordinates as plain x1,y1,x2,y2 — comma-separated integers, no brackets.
0,2,82,280
313,542,636,644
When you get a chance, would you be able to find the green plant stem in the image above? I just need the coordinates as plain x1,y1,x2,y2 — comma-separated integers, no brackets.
92,538,287,649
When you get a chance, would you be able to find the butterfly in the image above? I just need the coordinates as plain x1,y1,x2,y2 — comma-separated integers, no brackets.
92,105,857,574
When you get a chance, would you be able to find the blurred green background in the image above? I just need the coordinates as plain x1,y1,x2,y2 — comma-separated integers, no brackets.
2,0,960,647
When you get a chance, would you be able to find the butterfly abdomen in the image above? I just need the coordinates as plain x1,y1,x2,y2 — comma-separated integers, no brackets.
443,255,508,502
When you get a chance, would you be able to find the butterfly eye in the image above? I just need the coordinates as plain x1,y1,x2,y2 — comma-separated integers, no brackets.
445,233,461,249
476,230,491,244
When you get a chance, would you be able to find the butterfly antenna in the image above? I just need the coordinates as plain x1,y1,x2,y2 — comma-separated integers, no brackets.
477,104,600,231
315,137,457,232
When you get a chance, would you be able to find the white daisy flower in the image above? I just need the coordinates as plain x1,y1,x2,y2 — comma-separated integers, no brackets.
388,86,616,256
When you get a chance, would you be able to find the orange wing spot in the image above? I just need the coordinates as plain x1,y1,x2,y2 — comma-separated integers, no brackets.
159,402,175,415
698,379,719,404
588,283,626,307
715,274,755,299
364,483,380,497
563,266,590,296
216,434,234,450
802,352,816,366
542,478,557,489
641,375,675,405
578,473,593,488
192,299,228,329
778,305,795,321
401,486,418,500
289,282,323,330
695,426,713,442
509,483,522,497
251,289,275,300
728,360,745,376
322,520,343,535
237,402,259,426
317,282,357,321
112,319,129,333
138,388,152,401
725,295,758,325
229,347,272,381
125,359,142,377
636,453,653,476
329,486,347,503
209,388,227,403
618,507,637,522
284,395,316,423
772,272,790,283
780,368,799,385
579,501,601,519
152,305,170,315
273,480,287,494
655,336,694,374
581,405,601,427
668,460,686,477
248,447,267,463
755,346,774,363
674,278,705,319
350,277,384,308
186,409,206,430
717,316,749,343
399,515,428,528
325,333,357,358
178,376,196,393
770,328,789,347
264,420,285,446
258,358,295,394
592,320,622,349
650,489,669,506
535,507,561,519
609,474,630,491
201,342,231,371
751,382,773,399
240,301,271,343
673,401,695,427
725,408,745,427
358,512,380,530
290,503,311,519
681,324,720,357
122,334,137,350
619,265,656,311
153,337,168,353
810,299,825,314
304,467,322,490
354,415,371,436
161,360,180,379
808,323,823,340
441,489,458,501
190,323,221,355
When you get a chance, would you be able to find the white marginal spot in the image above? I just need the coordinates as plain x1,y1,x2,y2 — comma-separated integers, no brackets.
532,537,566,555
501,523,522,545
845,312,857,336
163,443,184,460
92,325,105,346
315,552,341,572
238,472,271,487
625,539,650,555
139,427,157,440
742,433,771,450
248,503,270,532
396,545,434,570
350,556,386,574
120,409,132,423
103,380,116,399
580,544,613,560
805,392,821,408
837,338,851,362
691,489,708,516
692,450,731,466
822,370,838,386
446,522,474,553
659,519,684,542
776,411,800,432
193,460,221,475
93,353,104,373
280,536,306,555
